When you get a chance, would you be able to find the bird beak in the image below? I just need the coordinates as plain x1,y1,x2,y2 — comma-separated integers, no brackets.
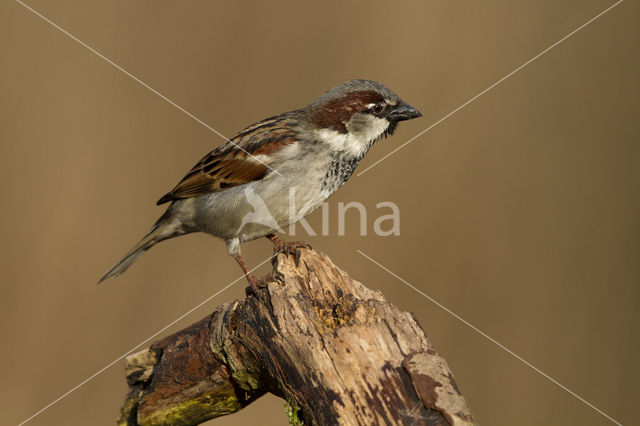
387,101,422,122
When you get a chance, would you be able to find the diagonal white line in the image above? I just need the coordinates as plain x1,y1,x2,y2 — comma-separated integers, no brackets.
17,254,276,426
14,0,282,177
357,0,624,177
357,249,622,425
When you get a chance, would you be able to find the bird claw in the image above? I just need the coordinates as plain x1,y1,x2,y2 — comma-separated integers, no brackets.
273,240,311,267
244,235,311,296
245,274,263,297
261,270,286,286
245,270,285,296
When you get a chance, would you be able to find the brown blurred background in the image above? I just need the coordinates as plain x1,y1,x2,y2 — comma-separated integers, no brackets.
1,1,638,425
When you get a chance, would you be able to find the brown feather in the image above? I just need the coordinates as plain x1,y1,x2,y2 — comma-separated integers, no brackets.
310,90,384,133
157,117,298,205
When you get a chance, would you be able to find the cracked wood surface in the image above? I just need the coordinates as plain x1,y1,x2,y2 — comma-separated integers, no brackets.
119,248,476,425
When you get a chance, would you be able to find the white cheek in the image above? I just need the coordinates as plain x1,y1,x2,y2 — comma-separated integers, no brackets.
316,116,389,157
352,116,390,145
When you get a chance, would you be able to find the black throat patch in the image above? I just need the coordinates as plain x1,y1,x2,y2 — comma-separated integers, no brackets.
321,152,362,194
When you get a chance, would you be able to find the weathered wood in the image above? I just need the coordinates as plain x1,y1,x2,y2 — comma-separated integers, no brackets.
119,248,476,425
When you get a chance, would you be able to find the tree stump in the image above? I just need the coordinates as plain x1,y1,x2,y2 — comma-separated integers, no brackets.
119,248,476,425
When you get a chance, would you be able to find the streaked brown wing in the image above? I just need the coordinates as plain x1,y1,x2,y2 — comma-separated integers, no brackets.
157,116,297,205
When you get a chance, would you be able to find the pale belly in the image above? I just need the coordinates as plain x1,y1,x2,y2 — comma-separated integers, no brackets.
169,145,360,253
190,173,327,243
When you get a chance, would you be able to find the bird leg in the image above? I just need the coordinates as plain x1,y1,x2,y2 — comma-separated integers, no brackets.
233,253,261,294
265,233,311,266
234,252,285,296
235,235,311,295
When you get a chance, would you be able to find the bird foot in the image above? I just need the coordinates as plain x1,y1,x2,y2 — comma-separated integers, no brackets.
275,240,311,254
276,241,311,267
244,274,262,296
245,270,285,296
261,270,286,286
267,235,311,267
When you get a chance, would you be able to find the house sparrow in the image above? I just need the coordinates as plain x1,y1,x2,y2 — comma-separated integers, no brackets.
99,79,421,290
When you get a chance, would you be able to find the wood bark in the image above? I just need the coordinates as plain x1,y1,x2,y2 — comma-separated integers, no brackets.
119,248,476,425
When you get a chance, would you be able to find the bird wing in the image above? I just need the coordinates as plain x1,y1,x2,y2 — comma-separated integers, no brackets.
157,115,298,205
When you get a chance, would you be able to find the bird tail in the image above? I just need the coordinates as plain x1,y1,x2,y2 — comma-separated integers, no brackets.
98,211,180,284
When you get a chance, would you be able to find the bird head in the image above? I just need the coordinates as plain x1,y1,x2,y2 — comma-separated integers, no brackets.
305,79,422,157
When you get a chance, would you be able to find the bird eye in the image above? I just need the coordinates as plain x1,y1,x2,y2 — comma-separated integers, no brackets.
369,103,385,115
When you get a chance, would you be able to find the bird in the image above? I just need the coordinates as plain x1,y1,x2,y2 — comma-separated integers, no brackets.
99,79,422,291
